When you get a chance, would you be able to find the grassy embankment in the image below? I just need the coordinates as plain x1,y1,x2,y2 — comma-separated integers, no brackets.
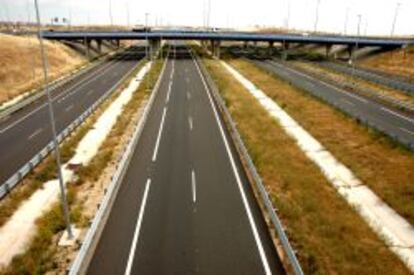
0,34,86,104
229,58,414,225
359,44,414,80
201,55,411,274
0,57,164,274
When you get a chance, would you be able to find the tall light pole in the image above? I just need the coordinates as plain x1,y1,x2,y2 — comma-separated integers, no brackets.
343,7,349,35
313,0,321,33
207,0,211,29
33,0,73,239
26,0,36,81
109,0,113,26
351,14,362,79
126,2,130,27
285,0,291,30
390,2,401,36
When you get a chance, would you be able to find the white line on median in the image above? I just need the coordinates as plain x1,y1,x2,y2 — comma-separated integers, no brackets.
27,128,43,140
399,127,414,136
124,178,151,275
65,104,74,112
193,56,272,275
152,107,168,162
341,98,355,106
381,107,414,124
191,169,197,203
186,91,191,100
189,116,193,131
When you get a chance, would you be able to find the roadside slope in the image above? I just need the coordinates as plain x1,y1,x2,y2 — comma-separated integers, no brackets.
0,33,86,104
359,45,414,80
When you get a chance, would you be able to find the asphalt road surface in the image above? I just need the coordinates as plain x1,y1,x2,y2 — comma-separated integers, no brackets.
251,59,414,148
318,61,414,94
0,46,145,185
87,45,285,275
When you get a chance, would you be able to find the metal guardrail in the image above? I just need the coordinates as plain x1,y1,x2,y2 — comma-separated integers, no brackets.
320,61,414,94
0,58,145,199
279,60,414,114
69,55,168,275
194,54,303,275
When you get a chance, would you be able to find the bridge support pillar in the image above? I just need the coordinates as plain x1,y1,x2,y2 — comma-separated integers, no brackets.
281,41,290,60
149,39,161,59
210,40,221,59
325,44,333,59
347,45,355,64
268,41,274,56
84,38,91,60
253,41,258,55
96,39,102,54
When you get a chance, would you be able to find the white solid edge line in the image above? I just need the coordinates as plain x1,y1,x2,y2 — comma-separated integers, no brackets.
191,169,197,203
124,179,152,275
381,107,414,124
152,107,168,162
193,57,272,275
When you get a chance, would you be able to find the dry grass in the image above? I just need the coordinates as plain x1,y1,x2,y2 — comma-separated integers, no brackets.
203,57,410,274
0,34,86,104
292,61,414,106
228,58,414,225
359,45,414,79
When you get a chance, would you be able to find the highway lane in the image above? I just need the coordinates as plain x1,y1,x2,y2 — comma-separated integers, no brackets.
317,61,414,94
249,58,414,148
0,46,145,185
87,45,285,275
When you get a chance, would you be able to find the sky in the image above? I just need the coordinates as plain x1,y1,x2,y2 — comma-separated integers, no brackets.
1,0,413,36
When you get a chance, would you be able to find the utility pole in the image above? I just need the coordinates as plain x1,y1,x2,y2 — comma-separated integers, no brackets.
351,14,362,80
314,0,321,33
343,7,349,35
285,0,291,30
26,0,36,81
109,0,113,26
33,0,73,240
390,2,401,36
207,0,211,29
126,2,130,27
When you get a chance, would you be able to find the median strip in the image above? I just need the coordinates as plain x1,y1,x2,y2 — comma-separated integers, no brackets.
200,55,411,274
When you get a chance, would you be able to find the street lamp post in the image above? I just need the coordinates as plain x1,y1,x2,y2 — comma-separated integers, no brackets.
343,7,349,35
351,14,362,82
390,2,401,37
314,0,321,33
33,0,73,239
109,0,113,26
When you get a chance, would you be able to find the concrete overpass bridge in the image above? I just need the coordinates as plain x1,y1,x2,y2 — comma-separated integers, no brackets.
42,30,413,59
